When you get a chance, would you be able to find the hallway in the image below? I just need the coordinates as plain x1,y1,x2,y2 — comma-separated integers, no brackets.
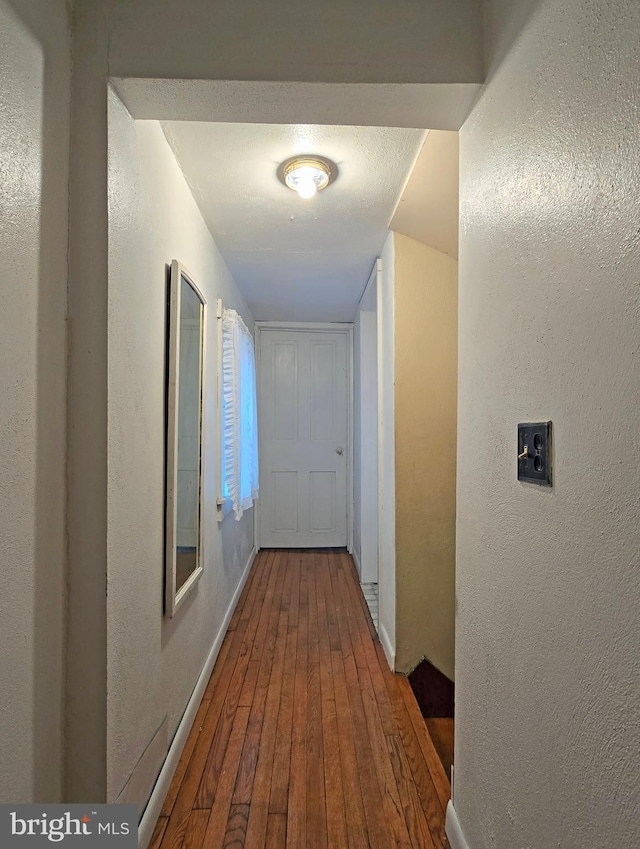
151,550,450,849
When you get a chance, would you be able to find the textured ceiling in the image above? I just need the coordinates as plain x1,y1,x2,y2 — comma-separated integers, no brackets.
162,121,425,321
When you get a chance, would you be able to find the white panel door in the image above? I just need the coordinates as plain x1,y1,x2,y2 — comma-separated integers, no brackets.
259,328,349,548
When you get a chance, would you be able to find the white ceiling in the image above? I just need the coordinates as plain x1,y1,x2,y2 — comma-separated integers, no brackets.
161,121,425,321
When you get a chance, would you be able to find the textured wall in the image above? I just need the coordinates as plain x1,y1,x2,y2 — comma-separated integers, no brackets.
394,235,457,678
353,308,363,572
377,234,396,666
455,1,640,846
353,265,379,585
104,0,482,84
107,91,254,805
65,0,110,800
358,309,379,585
0,0,69,802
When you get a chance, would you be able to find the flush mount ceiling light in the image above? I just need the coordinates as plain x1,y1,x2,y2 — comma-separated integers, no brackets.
278,155,337,200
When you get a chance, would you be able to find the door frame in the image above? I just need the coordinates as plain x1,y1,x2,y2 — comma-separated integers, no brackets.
254,321,354,554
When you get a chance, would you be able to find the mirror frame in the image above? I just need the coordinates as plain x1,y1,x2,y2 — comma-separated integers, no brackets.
165,259,207,617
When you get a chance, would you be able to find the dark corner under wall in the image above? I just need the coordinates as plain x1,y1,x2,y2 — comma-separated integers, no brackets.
408,659,454,781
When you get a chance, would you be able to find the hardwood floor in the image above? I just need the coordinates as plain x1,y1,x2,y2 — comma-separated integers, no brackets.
151,549,451,849
424,720,454,784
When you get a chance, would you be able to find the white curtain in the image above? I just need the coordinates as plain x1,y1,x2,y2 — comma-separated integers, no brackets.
222,309,259,520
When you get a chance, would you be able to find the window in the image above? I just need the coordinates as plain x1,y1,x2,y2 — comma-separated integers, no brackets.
220,308,259,519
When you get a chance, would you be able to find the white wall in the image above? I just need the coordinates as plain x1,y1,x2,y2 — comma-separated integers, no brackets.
377,235,396,667
354,265,380,585
65,0,110,800
0,0,69,802
358,311,379,585
454,1,640,848
107,90,254,806
353,311,363,573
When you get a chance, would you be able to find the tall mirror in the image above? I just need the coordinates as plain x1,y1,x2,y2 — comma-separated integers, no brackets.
165,260,206,617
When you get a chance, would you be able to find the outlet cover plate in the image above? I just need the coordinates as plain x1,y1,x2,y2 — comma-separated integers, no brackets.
518,421,552,485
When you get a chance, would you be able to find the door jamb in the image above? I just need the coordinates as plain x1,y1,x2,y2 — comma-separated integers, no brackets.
254,321,354,553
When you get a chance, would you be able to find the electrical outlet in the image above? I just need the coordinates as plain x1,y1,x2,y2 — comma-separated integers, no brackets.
517,421,552,485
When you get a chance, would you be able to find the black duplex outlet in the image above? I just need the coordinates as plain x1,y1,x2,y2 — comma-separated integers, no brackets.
517,421,552,485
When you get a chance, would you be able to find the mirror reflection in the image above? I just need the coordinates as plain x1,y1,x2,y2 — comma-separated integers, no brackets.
165,260,206,617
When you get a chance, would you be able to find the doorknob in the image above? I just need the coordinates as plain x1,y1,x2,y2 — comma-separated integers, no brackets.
336,446,344,455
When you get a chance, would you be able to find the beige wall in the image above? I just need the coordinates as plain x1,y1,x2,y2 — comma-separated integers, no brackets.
454,1,640,847
0,0,70,802
393,234,457,678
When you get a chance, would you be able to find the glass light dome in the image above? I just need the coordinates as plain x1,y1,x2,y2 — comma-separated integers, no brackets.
282,157,332,199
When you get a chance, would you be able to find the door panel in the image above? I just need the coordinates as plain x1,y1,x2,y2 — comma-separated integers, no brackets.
310,342,336,440
309,471,336,532
272,471,298,532
273,341,298,440
259,328,349,548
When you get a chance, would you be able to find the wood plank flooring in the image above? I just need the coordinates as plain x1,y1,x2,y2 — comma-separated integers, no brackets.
425,720,454,784
151,550,450,849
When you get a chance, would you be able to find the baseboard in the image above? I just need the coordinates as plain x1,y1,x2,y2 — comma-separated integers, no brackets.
379,622,395,671
116,716,168,810
446,800,470,849
138,545,257,848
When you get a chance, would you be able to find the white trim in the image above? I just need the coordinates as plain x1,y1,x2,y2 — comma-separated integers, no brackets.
356,308,378,584
255,320,352,332
254,322,353,551
138,545,257,848
379,621,395,671
445,801,471,849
